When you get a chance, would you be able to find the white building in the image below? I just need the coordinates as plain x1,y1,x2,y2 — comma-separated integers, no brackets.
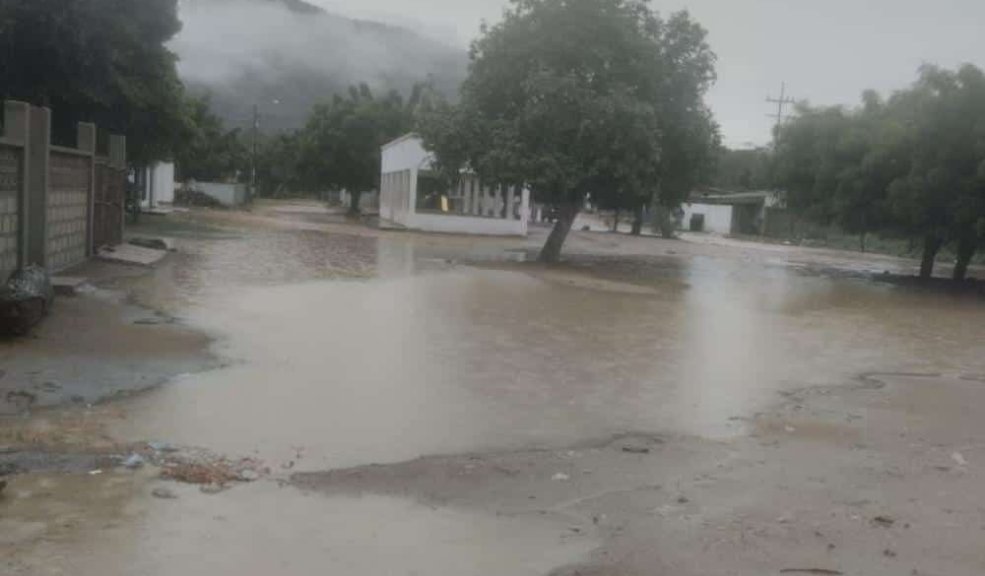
679,191,785,236
379,134,531,236
139,162,176,209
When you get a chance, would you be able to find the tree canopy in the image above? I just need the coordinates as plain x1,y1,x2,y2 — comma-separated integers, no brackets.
174,95,248,182
0,0,187,164
300,84,420,214
775,64,985,279
419,0,719,261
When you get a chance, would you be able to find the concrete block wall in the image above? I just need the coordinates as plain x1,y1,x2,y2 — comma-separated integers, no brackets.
47,152,92,271
0,100,126,280
0,150,21,282
0,102,29,283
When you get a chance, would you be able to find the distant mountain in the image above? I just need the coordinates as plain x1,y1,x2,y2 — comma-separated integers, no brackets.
171,0,467,132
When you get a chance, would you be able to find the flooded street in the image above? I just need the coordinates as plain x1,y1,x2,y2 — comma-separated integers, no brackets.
111,238,984,469
3,202,985,575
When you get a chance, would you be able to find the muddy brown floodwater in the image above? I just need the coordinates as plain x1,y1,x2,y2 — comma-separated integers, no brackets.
2,201,984,576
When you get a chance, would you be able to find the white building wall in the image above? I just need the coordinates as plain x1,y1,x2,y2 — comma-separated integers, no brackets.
379,134,530,237
152,162,175,204
141,161,176,208
381,134,431,174
196,182,247,206
681,203,734,235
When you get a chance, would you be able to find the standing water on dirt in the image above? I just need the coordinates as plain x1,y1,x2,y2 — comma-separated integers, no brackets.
107,233,985,471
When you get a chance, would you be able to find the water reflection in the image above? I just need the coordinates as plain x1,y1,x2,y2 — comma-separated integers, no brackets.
4,474,592,576
110,233,985,470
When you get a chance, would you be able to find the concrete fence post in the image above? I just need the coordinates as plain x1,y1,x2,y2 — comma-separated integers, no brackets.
26,106,50,267
108,134,126,169
3,101,31,270
506,186,516,221
77,122,97,256
108,134,127,241
2,101,30,144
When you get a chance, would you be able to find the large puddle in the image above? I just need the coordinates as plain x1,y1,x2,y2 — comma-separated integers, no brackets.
8,220,985,576
2,472,591,576
107,234,985,471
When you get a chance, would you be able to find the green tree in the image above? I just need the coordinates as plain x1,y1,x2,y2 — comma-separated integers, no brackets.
711,147,772,191
775,64,985,279
301,84,419,215
174,96,248,182
0,0,187,164
775,95,910,253
420,0,717,261
256,133,307,197
886,65,985,280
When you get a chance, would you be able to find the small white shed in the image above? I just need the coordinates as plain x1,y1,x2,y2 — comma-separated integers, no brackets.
140,161,176,209
680,191,784,236
379,134,530,236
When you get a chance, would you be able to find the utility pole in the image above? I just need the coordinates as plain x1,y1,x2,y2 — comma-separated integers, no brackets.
251,104,258,204
766,82,796,145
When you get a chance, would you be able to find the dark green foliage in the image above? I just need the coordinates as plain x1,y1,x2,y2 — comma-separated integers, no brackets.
174,96,248,182
419,0,719,260
710,147,773,191
299,84,420,214
0,0,187,164
775,64,985,279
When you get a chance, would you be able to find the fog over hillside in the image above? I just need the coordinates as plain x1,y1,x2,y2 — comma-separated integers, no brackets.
171,0,467,131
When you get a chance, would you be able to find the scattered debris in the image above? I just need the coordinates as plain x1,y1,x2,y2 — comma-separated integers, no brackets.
951,452,969,467
89,469,103,476
0,265,54,336
38,381,62,393
238,469,261,482
162,462,240,485
50,276,88,297
677,496,690,504
200,483,226,495
551,473,571,482
779,570,843,575
5,390,37,410
872,515,895,528
621,446,651,455
129,237,175,252
158,449,266,489
152,487,178,500
97,244,168,267
122,454,145,469
148,441,179,453
884,548,897,558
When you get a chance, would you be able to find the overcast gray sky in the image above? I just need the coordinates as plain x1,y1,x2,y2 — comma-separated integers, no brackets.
314,0,985,148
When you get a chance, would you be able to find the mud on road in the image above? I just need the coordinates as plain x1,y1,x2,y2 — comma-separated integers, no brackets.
1,201,984,575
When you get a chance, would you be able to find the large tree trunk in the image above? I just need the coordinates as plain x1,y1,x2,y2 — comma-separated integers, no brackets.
538,203,579,263
348,190,363,216
953,236,977,282
611,209,620,232
859,230,867,253
631,205,644,236
653,206,675,239
919,233,943,279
